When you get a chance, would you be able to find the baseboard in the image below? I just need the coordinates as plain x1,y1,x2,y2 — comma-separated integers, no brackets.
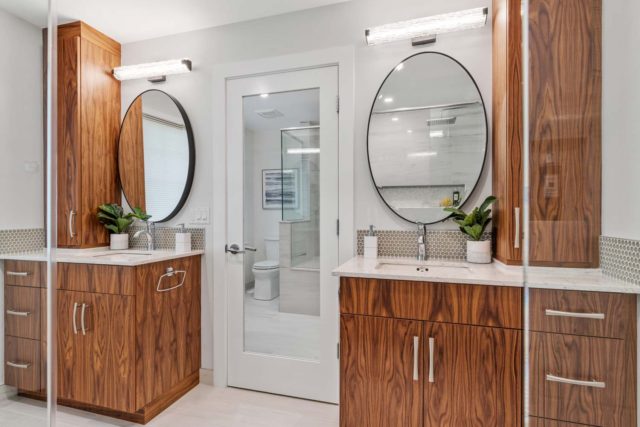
200,368,214,386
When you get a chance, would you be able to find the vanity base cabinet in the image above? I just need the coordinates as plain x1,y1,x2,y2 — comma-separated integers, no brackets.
339,277,523,427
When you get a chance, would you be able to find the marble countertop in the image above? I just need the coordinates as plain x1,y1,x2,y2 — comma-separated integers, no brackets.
333,256,640,294
0,247,204,266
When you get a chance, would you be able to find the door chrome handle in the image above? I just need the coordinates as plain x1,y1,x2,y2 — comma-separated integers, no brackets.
81,303,89,335
244,246,257,252
72,302,79,335
546,374,605,389
412,336,419,381
428,337,435,383
225,243,256,254
6,309,31,317
545,309,605,320
514,207,521,249
7,361,31,369
69,210,77,239
7,271,30,277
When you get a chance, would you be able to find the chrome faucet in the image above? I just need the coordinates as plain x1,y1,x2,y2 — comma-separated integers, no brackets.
133,221,155,251
417,222,427,261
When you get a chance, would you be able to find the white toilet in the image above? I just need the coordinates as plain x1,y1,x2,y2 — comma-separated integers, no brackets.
252,237,280,300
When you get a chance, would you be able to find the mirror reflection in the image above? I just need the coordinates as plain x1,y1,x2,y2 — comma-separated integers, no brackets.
367,52,487,224
119,90,194,222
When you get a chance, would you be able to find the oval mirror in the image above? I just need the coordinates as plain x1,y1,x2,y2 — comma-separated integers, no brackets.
119,89,195,223
367,52,488,224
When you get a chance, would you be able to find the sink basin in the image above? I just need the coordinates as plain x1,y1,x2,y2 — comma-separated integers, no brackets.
375,259,469,274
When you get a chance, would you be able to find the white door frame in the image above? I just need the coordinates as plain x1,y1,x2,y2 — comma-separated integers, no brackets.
212,46,355,389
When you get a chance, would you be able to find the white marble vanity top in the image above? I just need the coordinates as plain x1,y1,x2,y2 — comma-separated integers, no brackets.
333,256,640,294
0,247,204,266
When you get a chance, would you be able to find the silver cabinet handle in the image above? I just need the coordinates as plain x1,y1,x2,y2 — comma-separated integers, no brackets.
428,337,435,383
412,336,419,381
545,309,605,320
69,210,77,238
7,271,30,277
7,361,31,369
72,302,79,335
546,374,605,389
81,303,89,335
514,207,521,249
6,309,31,317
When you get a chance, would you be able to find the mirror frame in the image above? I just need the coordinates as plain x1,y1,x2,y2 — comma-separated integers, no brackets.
366,51,489,225
118,89,196,223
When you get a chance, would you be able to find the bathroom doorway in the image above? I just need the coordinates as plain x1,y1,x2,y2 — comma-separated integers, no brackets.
225,66,339,403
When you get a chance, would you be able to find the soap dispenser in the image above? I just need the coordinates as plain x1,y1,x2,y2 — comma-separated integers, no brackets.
175,224,191,252
363,225,378,259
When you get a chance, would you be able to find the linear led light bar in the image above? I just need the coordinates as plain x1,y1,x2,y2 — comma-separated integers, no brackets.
113,59,192,82
365,7,488,46
287,148,320,154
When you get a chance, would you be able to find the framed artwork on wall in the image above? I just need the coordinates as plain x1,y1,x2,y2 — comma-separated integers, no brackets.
262,168,299,210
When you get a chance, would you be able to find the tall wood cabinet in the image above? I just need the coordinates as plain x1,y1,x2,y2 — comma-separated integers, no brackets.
492,0,602,267
57,21,121,248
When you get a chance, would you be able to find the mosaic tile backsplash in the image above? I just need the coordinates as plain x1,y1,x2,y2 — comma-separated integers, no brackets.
128,225,206,251
601,236,640,285
0,228,46,253
356,229,491,260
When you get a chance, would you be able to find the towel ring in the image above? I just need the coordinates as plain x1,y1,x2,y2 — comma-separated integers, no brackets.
157,267,187,292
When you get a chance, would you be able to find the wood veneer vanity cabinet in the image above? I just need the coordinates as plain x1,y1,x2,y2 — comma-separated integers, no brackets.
339,277,523,427
56,21,121,248
529,289,637,427
492,0,602,267
56,256,201,424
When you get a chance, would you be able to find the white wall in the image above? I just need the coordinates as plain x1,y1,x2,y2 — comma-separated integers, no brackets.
602,0,640,240
121,0,492,370
0,8,43,230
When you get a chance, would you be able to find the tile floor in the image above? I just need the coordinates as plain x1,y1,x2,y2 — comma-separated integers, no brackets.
0,385,339,427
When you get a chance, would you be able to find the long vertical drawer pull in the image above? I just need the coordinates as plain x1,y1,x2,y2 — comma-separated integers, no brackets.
81,303,89,335
428,337,435,383
7,361,31,369
545,309,605,320
72,302,79,335
514,207,521,249
6,309,31,317
546,374,605,389
412,336,419,381
69,210,77,238
7,271,30,277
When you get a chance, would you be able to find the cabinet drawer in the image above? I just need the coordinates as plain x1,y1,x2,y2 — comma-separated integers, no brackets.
529,417,594,426
530,289,635,339
530,332,635,427
5,286,41,340
4,261,45,288
57,262,136,295
4,336,41,392
340,277,522,328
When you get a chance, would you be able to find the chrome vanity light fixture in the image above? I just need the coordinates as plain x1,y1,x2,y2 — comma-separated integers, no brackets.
365,7,488,46
112,59,192,83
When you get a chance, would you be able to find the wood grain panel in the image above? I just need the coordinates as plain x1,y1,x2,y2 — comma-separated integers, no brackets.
5,336,41,392
4,260,44,287
135,256,201,409
5,286,40,340
339,277,522,329
118,96,146,211
530,289,635,339
57,262,135,295
492,0,523,265
340,314,422,427
528,0,602,267
79,37,121,247
423,322,522,427
528,417,591,427
530,332,635,426
57,290,86,402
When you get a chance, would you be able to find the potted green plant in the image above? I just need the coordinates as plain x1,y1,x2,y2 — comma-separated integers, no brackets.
97,204,151,250
443,195,496,263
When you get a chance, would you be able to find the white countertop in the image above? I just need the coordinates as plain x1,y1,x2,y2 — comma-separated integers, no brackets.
0,247,204,266
333,256,640,294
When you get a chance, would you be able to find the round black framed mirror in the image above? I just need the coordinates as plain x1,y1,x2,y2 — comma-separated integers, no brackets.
118,89,195,223
367,52,488,224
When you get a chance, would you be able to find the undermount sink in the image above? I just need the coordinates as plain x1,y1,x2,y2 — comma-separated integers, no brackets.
375,259,469,274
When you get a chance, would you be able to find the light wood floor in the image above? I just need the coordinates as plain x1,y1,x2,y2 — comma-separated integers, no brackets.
0,385,339,427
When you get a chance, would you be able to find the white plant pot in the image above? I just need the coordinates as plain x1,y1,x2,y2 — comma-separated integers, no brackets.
110,233,129,250
467,240,491,264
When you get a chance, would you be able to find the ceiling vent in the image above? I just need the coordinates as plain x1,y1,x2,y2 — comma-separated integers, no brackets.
426,116,457,126
255,109,284,119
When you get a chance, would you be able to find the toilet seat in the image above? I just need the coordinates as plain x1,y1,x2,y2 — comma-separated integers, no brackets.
253,260,279,270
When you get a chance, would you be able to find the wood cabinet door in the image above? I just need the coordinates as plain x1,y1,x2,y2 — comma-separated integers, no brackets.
340,314,422,427
57,290,85,401
423,322,522,427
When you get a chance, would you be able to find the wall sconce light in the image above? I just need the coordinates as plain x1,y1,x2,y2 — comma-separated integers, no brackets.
113,59,192,83
365,7,488,46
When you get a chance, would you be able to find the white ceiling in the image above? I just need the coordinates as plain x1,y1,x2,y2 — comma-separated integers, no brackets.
0,0,350,43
